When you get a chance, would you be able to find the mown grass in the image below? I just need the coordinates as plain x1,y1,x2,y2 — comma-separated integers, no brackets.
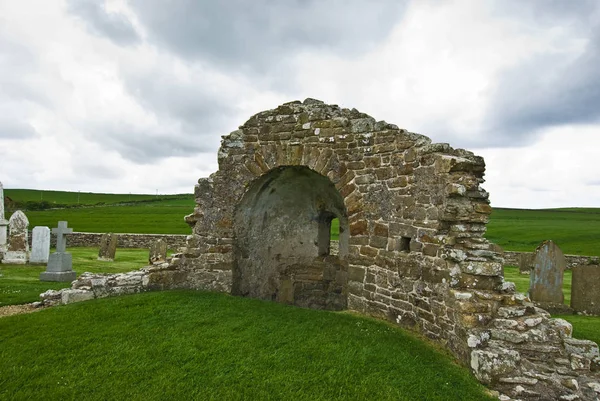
0,291,494,401
0,248,149,306
4,188,190,206
486,208,600,256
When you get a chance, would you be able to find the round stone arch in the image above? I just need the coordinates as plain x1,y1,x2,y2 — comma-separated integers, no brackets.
231,165,349,310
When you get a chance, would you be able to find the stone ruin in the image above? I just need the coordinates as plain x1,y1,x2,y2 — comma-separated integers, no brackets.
48,100,600,400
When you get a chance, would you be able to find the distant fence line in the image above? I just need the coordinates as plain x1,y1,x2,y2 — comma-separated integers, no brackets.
503,250,599,270
28,231,188,250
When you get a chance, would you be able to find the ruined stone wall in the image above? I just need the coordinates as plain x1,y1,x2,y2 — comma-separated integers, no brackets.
27,231,187,250
57,99,600,400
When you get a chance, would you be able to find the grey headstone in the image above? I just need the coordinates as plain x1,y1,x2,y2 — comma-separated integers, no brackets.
40,221,76,282
2,210,29,264
0,181,6,256
529,240,565,305
30,226,51,264
149,239,167,264
98,233,117,261
519,253,534,275
571,264,600,315
0,181,5,221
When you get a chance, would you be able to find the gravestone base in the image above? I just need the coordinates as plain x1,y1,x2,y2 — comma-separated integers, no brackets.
40,270,77,282
40,252,76,282
533,301,573,315
2,251,27,264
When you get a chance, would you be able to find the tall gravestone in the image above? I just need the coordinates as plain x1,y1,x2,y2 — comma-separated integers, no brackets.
571,264,600,315
529,240,565,305
40,221,76,282
0,181,7,257
98,233,117,261
519,253,533,275
149,239,167,264
2,210,29,264
30,226,51,264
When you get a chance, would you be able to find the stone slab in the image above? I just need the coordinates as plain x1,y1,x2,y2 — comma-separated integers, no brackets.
149,239,167,264
571,264,600,315
2,251,27,264
30,226,51,264
45,252,73,273
40,270,77,282
529,240,565,304
98,233,117,261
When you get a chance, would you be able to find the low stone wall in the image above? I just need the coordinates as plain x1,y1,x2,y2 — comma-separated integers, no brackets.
29,231,188,250
504,251,600,270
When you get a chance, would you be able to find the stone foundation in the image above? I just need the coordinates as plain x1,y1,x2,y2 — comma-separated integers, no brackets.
41,100,600,400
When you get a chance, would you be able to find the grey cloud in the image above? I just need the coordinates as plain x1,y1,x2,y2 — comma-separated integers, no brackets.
0,120,37,139
481,2,600,146
82,120,218,164
67,0,140,46
127,0,406,71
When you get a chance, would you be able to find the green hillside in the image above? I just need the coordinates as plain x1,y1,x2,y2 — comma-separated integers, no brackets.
485,207,600,256
3,189,600,255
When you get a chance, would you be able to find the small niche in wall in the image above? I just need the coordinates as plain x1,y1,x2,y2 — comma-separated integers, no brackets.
400,236,411,252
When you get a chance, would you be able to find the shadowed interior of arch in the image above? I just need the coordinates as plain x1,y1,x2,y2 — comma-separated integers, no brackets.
232,166,349,310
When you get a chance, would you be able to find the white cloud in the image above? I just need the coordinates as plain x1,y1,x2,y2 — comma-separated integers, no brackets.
0,0,599,209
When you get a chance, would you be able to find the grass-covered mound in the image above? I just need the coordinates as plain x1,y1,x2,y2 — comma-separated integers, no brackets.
0,291,494,401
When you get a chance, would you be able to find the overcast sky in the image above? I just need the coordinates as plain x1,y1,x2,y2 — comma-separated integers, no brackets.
1,0,599,209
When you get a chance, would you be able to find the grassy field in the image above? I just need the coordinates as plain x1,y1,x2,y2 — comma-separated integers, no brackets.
0,290,494,401
4,188,190,206
4,190,600,255
486,208,600,256
20,199,194,234
0,248,149,306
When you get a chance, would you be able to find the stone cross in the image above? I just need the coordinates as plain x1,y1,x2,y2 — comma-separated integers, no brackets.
40,221,76,282
53,221,73,253
529,240,565,305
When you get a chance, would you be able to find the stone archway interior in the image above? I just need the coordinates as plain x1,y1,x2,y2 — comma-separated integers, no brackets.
232,166,348,310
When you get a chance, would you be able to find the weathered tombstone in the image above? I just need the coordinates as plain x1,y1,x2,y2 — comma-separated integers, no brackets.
571,264,600,315
2,210,29,264
149,239,167,264
0,181,7,256
98,233,117,261
519,253,534,275
30,226,51,264
529,240,565,305
40,221,76,282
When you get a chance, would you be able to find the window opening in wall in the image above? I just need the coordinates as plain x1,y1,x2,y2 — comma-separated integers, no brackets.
400,236,411,252
330,217,339,256
318,212,336,256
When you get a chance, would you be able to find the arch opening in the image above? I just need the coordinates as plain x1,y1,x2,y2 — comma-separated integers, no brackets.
232,166,349,310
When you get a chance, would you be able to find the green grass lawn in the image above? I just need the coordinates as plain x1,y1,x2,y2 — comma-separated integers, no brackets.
17,199,195,234
486,208,600,256
0,290,495,401
0,248,149,306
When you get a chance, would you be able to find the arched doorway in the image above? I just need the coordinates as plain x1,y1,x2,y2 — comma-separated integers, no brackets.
232,166,349,310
